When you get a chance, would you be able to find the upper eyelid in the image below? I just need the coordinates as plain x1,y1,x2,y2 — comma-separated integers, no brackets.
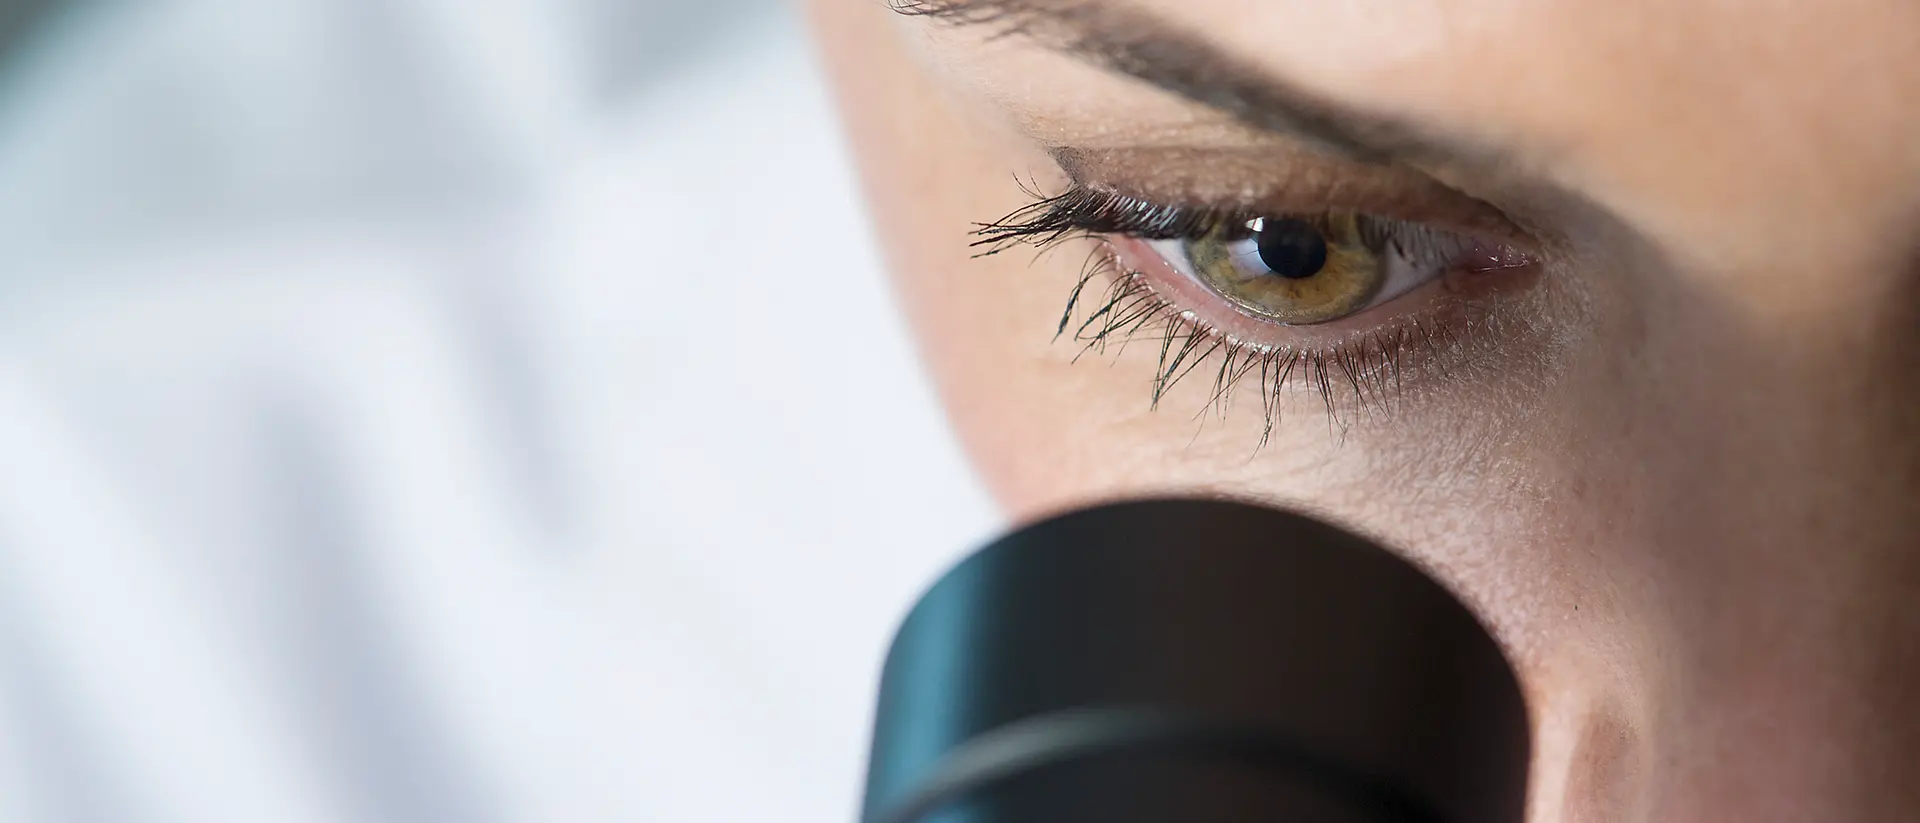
971,184,1504,271
893,0,1603,259
1047,147,1532,245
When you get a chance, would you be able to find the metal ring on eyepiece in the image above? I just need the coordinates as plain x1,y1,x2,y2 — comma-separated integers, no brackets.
868,707,1450,823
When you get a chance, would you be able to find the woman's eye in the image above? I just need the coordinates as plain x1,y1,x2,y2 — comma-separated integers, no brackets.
1144,213,1509,325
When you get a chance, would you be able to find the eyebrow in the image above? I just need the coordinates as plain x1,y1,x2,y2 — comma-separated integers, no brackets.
891,0,1508,172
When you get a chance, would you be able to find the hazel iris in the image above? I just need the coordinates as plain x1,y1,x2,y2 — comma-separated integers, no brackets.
1183,213,1388,325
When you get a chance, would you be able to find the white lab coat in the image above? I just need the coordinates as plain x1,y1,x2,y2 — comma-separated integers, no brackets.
0,2,998,821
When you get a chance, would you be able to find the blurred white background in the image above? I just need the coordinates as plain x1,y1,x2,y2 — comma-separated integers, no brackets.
0,1,1000,821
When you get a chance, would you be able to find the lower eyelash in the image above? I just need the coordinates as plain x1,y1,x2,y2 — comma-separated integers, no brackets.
1059,242,1481,446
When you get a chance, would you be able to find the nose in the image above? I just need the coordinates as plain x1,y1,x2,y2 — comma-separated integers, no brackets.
1554,243,1920,821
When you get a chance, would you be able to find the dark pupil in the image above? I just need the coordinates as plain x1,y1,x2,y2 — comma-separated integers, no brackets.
1255,218,1329,279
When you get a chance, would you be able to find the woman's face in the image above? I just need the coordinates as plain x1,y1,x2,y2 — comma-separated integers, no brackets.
808,0,1920,819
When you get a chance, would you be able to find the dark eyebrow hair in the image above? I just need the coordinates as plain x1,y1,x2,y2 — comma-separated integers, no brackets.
890,0,1507,171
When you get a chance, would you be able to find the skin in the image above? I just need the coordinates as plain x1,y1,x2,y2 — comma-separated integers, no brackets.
806,1,1920,820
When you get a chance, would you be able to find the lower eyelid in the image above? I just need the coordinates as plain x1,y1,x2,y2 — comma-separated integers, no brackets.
1107,235,1366,348
1145,235,1439,318
1102,234,1529,351
1040,230,1556,438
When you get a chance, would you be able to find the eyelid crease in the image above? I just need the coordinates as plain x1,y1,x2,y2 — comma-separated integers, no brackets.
1050,147,1530,243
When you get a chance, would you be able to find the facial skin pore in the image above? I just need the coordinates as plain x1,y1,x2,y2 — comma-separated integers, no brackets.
807,1,1920,820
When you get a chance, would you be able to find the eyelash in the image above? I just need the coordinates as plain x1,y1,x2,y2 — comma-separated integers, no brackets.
972,183,1516,443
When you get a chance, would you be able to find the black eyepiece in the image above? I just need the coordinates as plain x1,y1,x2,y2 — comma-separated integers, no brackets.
862,499,1529,823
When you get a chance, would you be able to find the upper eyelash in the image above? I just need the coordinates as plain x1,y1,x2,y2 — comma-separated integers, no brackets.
972,186,1255,254
971,183,1511,445
888,0,1123,54
887,0,1050,27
